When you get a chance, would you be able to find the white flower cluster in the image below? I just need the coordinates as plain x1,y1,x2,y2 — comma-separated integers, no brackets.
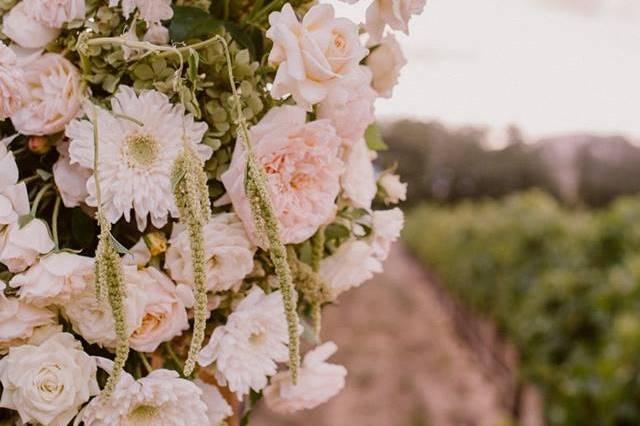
0,0,423,423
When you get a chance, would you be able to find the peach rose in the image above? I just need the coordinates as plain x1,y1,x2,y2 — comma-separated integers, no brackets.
128,267,189,353
317,66,376,144
266,3,368,110
11,53,82,136
221,105,343,246
365,0,426,45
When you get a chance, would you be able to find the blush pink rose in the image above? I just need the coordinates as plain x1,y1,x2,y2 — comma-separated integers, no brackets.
2,2,60,49
365,34,407,98
317,66,376,144
266,3,368,110
221,105,343,246
0,42,27,120
53,141,91,208
365,0,426,45
11,53,82,136
22,0,86,28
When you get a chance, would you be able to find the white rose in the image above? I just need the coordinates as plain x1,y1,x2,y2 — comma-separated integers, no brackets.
317,66,376,143
80,369,208,426
266,4,368,110
111,0,173,24
319,239,382,299
53,141,91,208
2,2,60,49
0,281,56,354
194,379,233,425
264,341,347,413
11,53,82,136
340,138,377,210
365,0,426,45
9,252,93,307
62,264,147,349
0,42,27,119
369,208,404,261
166,213,256,293
0,143,29,224
22,0,86,28
365,34,407,98
0,331,99,426
379,172,407,204
0,219,55,273
128,266,189,353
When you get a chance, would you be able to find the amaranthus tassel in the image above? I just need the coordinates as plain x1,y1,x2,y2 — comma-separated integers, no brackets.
90,105,129,396
215,35,302,381
172,142,211,376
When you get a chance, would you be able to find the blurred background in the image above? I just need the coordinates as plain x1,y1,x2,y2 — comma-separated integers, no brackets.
255,1,640,425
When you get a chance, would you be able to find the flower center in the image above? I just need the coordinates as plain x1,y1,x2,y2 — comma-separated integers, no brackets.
333,33,346,50
125,133,159,167
132,312,164,337
249,330,266,346
35,365,64,400
128,404,161,423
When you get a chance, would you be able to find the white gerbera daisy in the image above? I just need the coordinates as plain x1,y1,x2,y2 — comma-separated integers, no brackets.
79,369,208,426
66,86,211,231
193,379,233,425
198,286,292,399
264,341,347,414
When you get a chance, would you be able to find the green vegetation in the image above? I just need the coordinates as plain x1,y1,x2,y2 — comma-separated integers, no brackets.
380,120,640,206
405,191,640,425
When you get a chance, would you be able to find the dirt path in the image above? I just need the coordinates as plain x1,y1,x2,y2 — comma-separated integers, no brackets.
252,244,510,426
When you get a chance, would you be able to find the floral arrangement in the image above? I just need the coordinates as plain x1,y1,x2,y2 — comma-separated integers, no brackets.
0,0,421,423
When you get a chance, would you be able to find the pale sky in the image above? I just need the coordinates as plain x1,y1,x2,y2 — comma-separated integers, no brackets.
333,0,640,141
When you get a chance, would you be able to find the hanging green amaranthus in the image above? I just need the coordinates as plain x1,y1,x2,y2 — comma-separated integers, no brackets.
90,106,129,396
172,140,212,377
216,36,301,380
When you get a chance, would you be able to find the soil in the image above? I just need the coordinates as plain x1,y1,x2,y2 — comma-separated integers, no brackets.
251,244,513,426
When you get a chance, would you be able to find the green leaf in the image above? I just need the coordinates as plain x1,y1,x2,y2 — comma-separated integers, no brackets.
109,233,131,255
223,22,258,60
365,123,388,151
187,48,199,83
17,214,33,229
36,169,52,181
240,390,263,426
169,6,223,42
300,315,320,345
171,168,186,191
324,223,350,241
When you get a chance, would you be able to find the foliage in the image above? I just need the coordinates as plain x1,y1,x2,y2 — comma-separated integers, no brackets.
405,190,640,425
380,120,640,207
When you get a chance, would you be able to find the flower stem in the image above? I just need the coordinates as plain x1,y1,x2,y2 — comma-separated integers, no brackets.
30,182,53,216
19,175,41,185
163,342,184,372
138,352,153,374
52,195,61,250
